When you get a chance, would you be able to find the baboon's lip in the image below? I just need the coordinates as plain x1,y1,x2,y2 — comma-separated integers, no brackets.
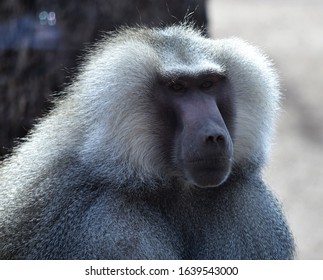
184,157,227,165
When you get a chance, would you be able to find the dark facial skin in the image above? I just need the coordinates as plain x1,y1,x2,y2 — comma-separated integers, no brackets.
156,70,235,187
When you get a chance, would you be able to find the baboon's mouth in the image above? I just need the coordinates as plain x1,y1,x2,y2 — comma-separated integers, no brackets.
182,158,232,188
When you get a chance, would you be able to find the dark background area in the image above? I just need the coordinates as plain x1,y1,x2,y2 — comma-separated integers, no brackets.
0,0,206,157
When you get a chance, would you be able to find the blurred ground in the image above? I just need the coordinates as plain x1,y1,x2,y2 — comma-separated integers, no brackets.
207,0,323,259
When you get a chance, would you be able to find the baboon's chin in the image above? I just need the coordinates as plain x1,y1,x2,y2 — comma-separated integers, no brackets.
183,160,232,188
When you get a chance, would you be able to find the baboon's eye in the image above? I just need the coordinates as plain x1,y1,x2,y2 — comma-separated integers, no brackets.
200,81,214,89
169,82,185,92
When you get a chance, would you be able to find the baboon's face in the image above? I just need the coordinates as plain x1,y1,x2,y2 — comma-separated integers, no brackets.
155,70,235,187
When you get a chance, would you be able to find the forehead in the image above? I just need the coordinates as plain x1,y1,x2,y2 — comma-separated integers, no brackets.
155,29,207,61
153,28,225,77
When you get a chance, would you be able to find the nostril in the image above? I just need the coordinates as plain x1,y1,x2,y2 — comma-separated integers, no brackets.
204,134,225,144
216,135,225,143
205,135,215,143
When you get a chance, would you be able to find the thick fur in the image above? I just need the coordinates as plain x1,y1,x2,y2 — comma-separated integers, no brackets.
0,24,294,259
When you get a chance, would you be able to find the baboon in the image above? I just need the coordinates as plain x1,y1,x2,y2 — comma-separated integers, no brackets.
0,24,295,259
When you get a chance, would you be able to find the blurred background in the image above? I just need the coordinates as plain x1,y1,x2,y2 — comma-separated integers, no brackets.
0,0,322,259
